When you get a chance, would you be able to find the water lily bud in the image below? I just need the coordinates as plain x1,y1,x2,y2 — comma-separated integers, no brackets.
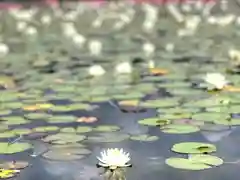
62,23,77,37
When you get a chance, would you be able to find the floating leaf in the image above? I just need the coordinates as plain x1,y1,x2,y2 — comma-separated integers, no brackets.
33,126,59,132
171,142,216,154
42,147,91,161
22,103,54,111
161,124,200,134
189,154,223,166
118,100,139,107
0,142,32,154
60,127,76,133
192,112,230,122
0,110,11,116
0,132,16,138
130,134,159,142
141,98,180,108
138,118,171,126
214,118,240,126
0,161,29,169
166,157,210,170
47,115,76,123
76,126,93,133
87,132,129,143
24,113,52,120
94,125,120,132
2,116,30,125
11,128,32,135
42,133,86,144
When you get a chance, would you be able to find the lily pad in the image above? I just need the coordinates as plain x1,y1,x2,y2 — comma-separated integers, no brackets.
0,169,20,179
47,115,76,123
165,154,223,170
138,118,171,126
141,98,180,108
76,126,93,133
2,116,30,125
33,126,59,132
0,110,11,116
11,128,32,135
0,132,16,138
24,113,52,120
87,132,129,143
0,142,32,154
42,147,91,161
94,125,120,132
171,142,217,154
192,112,230,122
0,161,29,169
60,127,76,133
42,133,86,144
161,124,200,134
130,134,159,142
214,118,240,126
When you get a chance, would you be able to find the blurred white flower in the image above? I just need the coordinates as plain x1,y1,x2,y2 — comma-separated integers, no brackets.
64,11,78,21
97,148,131,170
88,40,102,56
204,73,228,89
143,42,155,57
89,65,105,76
217,14,235,26
16,21,27,31
25,26,37,35
41,15,52,25
115,62,132,74
228,49,240,61
10,9,36,21
181,4,192,12
165,43,174,52
207,16,217,24
185,16,201,31
148,60,155,69
72,34,86,47
0,43,9,56
62,23,77,37
167,4,184,23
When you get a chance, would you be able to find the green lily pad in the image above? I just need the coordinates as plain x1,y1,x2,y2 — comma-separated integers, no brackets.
94,125,120,132
2,116,30,125
76,126,93,133
138,118,171,126
0,132,16,138
24,113,52,120
192,112,231,122
42,147,91,161
33,126,59,132
214,118,240,126
0,110,11,116
60,127,76,133
47,115,76,123
158,107,200,114
160,113,192,120
0,125,9,131
161,124,200,134
141,98,180,108
206,106,229,113
0,142,32,154
171,142,217,154
87,132,129,143
0,161,29,169
165,154,223,170
89,96,110,103
11,128,32,135
130,134,159,142
42,133,86,144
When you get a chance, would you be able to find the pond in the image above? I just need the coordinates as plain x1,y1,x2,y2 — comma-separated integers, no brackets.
0,1,240,180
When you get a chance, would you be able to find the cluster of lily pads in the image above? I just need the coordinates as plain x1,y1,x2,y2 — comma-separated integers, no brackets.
166,142,223,170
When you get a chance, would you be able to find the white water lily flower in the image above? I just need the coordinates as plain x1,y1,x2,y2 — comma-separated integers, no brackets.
0,43,9,56
97,148,131,169
115,62,132,74
41,15,52,25
25,26,37,35
204,73,228,89
143,42,155,57
88,40,102,56
72,34,86,47
89,65,105,76
16,21,27,31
